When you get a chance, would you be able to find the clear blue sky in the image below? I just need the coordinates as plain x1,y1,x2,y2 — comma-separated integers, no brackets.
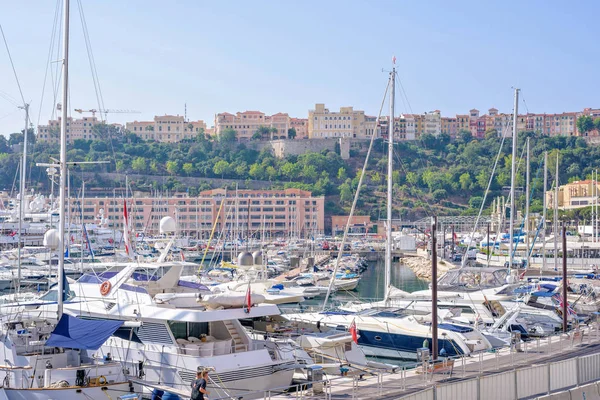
1,0,598,135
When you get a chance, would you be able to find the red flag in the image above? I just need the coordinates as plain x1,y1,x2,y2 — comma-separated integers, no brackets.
245,282,252,313
392,55,396,65
180,252,185,262
453,232,457,243
349,318,358,344
123,200,132,257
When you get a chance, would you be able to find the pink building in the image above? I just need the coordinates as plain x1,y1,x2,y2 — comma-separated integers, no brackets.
76,188,324,238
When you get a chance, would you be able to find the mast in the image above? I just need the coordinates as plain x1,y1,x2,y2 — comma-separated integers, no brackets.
17,103,29,292
508,88,519,274
525,137,530,270
542,151,548,271
385,60,395,300
57,0,70,319
554,152,559,271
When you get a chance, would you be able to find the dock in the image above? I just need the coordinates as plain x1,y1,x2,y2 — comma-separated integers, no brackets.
229,323,600,400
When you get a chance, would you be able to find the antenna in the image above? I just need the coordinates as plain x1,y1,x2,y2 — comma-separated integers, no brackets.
185,103,187,122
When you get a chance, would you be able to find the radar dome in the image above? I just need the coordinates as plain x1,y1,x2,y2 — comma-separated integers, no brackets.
160,216,177,234
252,250,263,266
238,251,254,266
43,229,60,250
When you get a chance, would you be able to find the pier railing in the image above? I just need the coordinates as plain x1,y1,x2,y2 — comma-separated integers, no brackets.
210,321,600,399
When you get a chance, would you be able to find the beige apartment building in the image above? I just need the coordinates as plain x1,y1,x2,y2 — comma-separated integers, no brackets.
126,115,206,142
308,104,371,139
74,188,324,238
37,116,102,143
546,179,600,210
215,111,299,141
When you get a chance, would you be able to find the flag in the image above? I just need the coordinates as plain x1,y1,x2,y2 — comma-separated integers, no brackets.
123,200,133,258
553,293,577,316
244,282,252,313
349,318,358,344
453,232,458,243
180,252,185,262
392,55,396,65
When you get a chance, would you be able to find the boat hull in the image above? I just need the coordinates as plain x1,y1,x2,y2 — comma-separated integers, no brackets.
1,382,135,400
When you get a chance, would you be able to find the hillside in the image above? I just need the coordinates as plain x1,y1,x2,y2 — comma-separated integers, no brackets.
3,127,598,222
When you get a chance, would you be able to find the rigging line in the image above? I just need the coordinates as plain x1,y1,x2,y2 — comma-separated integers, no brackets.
520,90,531,115
51,0,63,121
77,0,106,119
37,0,63,127
0,23,26,105
0,90,19,107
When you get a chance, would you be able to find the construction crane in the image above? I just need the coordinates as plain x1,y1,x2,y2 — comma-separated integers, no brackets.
74,108,141,120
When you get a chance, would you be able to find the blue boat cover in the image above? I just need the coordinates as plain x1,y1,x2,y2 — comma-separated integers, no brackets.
531,291,556,297
46,315,123,350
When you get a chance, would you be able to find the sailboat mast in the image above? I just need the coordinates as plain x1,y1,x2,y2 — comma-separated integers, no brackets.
542,151,547,270
57,0,70,319
385,62,395,300
554,152,559,270
17,103,29,292
525,138,530,270
509,88,519,274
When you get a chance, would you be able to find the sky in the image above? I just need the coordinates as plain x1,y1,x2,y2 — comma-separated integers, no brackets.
0,0,599,135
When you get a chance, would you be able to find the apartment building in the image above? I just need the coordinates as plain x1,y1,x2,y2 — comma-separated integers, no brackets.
37,116,102,143
290,117,309,139
75,188,324,238
546,179,600,210
423,110,441,136
308,104,371,139
126,115,206,143
215,111,298,141
440,117,457,137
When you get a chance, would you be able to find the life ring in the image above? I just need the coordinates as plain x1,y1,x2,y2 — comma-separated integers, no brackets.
100,281,111,296
98,375,107,385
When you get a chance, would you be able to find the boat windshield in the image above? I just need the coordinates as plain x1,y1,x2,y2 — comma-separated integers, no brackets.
437,268,509,291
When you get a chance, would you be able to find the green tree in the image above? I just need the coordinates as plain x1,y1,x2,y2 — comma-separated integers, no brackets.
266,165,278,180
255,126,271,140
281,162,301,181
577,115,594,136
182,162,194,176
287,127,297,139
115,160,125,172
337,167,347,181
459,172,472,191
339,180,352,204
213,160,229,178
469,196,483,209
302,164,318,181
595,118,600,132
249,163,265,180
150,161,159,173
131,157,147,173
166,160,179,175
219,128,237,143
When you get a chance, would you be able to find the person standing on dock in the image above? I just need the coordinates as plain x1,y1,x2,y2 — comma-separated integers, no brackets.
191,369,210,400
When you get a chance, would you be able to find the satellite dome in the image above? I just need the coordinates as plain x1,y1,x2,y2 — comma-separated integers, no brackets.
252,250,263,266
238,251,254,267
43,229,60,250
160,216,177,234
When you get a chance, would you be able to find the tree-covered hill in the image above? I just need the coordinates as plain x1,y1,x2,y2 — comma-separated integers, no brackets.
3,126,598,221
